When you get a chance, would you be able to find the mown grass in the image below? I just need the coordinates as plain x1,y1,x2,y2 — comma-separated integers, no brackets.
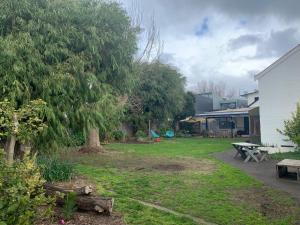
271,150,300,160
65,138,300,225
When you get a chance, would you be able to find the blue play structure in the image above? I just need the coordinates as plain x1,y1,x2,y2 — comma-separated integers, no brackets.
150,130,160,138
165,130,175,138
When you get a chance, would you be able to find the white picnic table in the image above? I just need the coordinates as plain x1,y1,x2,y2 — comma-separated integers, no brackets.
232,142,266,163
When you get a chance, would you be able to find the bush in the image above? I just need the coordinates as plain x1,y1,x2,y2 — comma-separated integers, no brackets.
0,150,54,225
280,104,300,147
136,130,147,138
37,157,74,182
67,132,85,147
112,130,125,141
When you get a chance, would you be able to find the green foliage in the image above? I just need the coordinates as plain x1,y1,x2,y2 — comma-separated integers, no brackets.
112,130,125,141
0,0,137,150
136,130,147,139
0,99,47,142
127,61,186,132
67,132,85,147
37,157,74,182
0,150,54,225
62,192,77,220
280,104,300,147
175,91,195,120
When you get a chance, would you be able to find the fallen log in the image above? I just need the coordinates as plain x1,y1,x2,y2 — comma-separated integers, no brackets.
44,183,93,196
44,183,114,215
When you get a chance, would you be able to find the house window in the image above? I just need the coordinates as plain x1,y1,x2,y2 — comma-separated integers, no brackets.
219,118,235,129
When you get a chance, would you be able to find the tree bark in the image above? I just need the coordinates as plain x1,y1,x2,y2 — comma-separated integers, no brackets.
5,113,19,165
6,135,16,165
87,128,101,148
44,183,92,196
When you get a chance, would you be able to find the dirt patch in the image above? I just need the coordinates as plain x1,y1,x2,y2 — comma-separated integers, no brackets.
229,186,300,220
61,148,217,174
152,163,185,171
36,210,124,225
78,146,105,154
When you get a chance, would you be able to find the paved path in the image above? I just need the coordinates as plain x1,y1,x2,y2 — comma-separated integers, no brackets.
214,150,300,202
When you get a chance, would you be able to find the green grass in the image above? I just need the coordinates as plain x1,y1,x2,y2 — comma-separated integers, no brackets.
64,138,300,225
271,150,300,160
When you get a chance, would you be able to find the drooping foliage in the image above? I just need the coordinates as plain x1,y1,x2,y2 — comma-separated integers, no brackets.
127,61,186,132
0,0,137,150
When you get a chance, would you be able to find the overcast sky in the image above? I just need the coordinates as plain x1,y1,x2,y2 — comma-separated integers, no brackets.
118,0,300,94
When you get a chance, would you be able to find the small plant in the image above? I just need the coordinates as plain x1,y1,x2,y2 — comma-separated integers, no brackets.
37,157,74,182
136,130,147,138
135,130,148,142
112,130,125,141
62,192,77,220
0,150,54,225
279,103,300,147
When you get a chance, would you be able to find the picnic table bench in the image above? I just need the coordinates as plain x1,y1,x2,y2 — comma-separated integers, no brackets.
232,142,262,163
276,159,300,182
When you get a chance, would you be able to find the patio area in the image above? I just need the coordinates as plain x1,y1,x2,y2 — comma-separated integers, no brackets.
214,150,300,202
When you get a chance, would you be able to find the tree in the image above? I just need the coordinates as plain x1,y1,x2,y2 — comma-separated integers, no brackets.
0,99,46,164
0,0,137,151
195,80,238,98
127,61,186,133
175,91,195,120
279,104,300,147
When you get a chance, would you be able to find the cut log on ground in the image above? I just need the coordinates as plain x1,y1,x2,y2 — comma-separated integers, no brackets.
44,183,114,215
44,183,93,196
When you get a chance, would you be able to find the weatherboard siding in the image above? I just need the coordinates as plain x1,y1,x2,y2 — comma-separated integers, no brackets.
258,48,300,147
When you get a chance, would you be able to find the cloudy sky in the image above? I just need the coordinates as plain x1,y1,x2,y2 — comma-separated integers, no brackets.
119,0,300,94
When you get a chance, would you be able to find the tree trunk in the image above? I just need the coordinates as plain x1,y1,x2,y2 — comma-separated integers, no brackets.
5,113,19,165
6,135,16,165
87,128,101,148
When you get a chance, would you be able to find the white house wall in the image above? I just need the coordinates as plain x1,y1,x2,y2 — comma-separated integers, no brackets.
258,49,300,147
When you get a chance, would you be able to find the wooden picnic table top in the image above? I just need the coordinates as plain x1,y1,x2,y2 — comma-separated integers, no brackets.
232,142,260,147
277,159,300,168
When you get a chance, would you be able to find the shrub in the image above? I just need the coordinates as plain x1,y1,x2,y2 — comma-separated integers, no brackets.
37,157,74,182
136,130,147,138
280,104,300,147
0,150,54,225
112,130,125,141
67,132,85,147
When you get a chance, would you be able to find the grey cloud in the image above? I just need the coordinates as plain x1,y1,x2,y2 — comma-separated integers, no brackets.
255,28,299,58
229,34,262,50
123,0,300,31
159,53,176,64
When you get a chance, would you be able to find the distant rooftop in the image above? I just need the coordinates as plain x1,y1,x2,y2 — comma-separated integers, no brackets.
195,107,253,117
240,90,258,97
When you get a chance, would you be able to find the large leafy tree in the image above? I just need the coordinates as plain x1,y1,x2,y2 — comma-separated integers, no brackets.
127,61,186,132
0,0,137,150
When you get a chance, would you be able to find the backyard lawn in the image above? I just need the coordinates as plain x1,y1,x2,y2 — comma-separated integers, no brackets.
64,138,300,225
